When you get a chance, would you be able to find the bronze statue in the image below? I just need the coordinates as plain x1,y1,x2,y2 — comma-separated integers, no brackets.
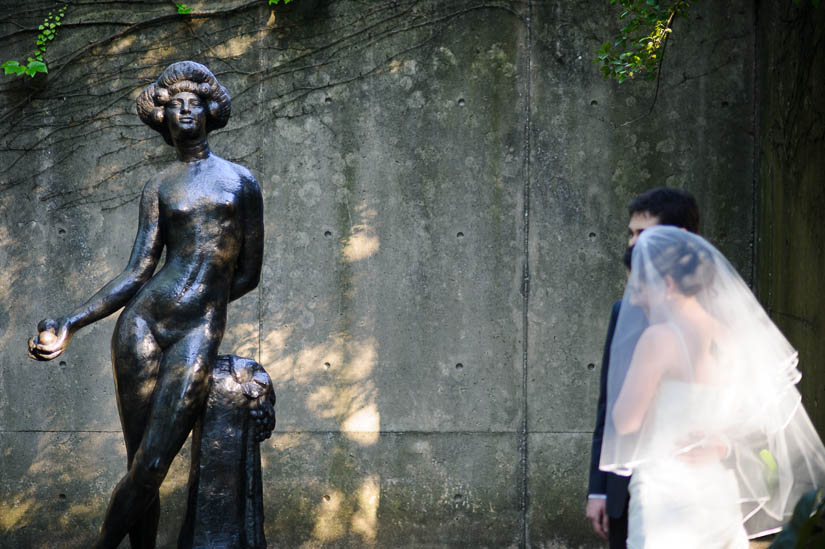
27,61,267,548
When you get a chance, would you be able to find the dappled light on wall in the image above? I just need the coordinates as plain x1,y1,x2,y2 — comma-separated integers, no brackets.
312,488,345,541
341,403,380,446
342,203,380,264
350,475,380,543
0,498,34,532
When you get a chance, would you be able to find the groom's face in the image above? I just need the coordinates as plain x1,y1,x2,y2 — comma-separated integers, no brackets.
627,211,660,247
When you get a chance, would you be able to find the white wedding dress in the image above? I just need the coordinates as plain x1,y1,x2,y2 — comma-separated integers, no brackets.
626,381,749,549
603,227,825,545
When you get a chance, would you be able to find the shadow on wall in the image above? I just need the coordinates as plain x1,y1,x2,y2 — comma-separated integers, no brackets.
254,198,384,546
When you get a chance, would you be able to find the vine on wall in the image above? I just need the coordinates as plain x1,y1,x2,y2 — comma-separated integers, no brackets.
2,5,67,77
597,0,821,84
1,0,294,79
595,0,694,83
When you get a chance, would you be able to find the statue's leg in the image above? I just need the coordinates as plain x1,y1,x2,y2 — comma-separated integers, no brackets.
94,326,215,549
110,313,162,549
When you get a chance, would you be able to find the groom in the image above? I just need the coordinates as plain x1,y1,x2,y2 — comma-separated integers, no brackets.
585,187,700,548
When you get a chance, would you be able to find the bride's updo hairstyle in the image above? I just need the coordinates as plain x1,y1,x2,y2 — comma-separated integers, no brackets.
136,61,231,145
645,232,714,297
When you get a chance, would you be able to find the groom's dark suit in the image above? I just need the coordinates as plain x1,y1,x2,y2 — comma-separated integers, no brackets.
588,301,631,548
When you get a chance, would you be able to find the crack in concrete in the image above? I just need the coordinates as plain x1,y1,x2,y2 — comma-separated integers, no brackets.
519,1,532,546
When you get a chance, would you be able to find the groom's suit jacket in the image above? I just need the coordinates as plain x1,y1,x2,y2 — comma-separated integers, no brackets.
588,301,631,518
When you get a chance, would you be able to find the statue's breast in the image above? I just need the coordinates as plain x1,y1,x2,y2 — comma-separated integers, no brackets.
160,178,240,226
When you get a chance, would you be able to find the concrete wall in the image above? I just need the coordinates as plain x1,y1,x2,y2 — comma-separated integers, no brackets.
0,1,757,546
756,0,825,438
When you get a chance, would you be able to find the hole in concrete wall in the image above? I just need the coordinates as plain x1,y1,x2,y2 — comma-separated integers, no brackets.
455,363,464,369
58,228,66,235
323,494,331,502
325,97,332,104
587,363,595,370
59,361,67,368
590,100,598,106
453,494,463,502
58,493,66,500
456,232,464,239
721,101,729,107
457,98,465,107
324,362,331,370
324,230,332,238
589,232,596,239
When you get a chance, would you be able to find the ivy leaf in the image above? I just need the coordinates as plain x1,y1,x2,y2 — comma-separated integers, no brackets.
2,60,25,75
176,3,193,14
23,60,47,77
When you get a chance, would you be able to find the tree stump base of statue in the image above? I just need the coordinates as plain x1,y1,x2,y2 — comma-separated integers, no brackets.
178,355,275,549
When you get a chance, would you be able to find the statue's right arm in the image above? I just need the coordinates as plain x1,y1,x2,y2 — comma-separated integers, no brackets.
28,180,163,361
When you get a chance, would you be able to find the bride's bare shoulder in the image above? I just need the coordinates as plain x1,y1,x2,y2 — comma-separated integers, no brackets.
639,323,680,347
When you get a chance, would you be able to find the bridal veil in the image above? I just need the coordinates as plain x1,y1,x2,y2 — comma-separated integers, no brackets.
599,225,825,537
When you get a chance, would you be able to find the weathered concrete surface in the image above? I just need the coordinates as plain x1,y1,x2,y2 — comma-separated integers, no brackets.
756,0,825,439
0,0,770,547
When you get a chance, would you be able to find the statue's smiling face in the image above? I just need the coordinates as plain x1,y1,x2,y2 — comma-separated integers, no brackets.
165,91,206,139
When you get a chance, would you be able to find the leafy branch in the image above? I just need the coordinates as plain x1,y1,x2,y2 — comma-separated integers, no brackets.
2,5,67,77
596,0,821,84
595,0,694,83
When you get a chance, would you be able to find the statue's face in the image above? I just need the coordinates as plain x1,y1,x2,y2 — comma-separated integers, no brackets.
165,91,206,141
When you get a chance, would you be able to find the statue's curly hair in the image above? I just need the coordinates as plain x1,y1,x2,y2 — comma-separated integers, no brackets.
136,61,231,145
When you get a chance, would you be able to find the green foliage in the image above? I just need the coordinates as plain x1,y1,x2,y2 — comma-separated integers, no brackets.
595,0,694,83
770,489,825,548
597,0,821,84
2,5,66,78
176,3,193,14
268,0,293,4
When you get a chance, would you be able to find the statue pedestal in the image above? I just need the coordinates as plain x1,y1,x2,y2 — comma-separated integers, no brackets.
178,355,275,549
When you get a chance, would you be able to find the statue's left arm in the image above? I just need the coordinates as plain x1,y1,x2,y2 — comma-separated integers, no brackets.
229,169,264,301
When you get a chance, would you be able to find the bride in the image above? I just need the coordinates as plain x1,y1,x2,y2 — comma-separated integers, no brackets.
600,226,825,548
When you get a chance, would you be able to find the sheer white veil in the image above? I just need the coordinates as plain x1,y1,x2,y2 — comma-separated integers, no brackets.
599,225,825,537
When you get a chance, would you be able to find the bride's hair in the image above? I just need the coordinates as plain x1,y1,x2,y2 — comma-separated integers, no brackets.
644,232,714,296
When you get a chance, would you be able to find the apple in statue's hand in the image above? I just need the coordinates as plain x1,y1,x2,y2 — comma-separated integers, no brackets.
37,329,57,346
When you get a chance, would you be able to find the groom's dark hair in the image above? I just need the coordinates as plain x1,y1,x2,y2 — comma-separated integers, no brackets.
624,187,700,270
628,187,700,233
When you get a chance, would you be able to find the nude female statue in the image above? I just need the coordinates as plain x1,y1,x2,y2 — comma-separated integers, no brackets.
27,61,264,548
